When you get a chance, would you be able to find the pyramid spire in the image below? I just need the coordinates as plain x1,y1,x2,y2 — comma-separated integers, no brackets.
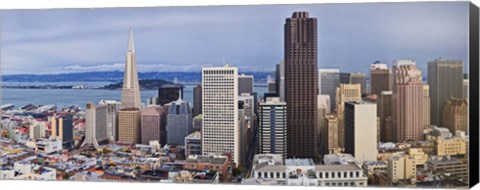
128,27,135,52
121,27,141,109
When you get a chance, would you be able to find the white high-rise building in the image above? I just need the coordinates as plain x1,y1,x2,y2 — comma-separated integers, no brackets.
98,100,121,142
82,102,100,148
120,27,142,109
344,101,378,163
202,65,240,164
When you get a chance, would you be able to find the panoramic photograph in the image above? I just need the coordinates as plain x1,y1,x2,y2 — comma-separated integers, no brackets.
0,1,473,188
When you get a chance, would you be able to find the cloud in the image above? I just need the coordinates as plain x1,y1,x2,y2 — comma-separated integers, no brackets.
0,2,469,75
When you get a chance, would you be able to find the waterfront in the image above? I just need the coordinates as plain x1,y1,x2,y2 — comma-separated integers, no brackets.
1,81,268,109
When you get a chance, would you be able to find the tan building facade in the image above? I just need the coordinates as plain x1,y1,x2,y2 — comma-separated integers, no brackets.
434,136,467,156
118,108,142,143
442,98,468,134
335,84,361,148
321,114,340,155
387,154,416,184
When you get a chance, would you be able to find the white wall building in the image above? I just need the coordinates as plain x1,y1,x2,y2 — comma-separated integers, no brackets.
344,101,378,163
248,154,367,187
202,65,240,164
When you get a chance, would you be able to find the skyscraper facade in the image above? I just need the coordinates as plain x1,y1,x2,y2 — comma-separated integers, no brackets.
392,60,424,142
423,85,431,130
378,91,393,142
321,114,339,155
97,100,121,142
275,61,286,101
317,94,331,152
118,28,143,144
335,84,361,148
50,115,74,149
166,98,193,145
120,28,142,110
319,69,340,112
427,58,464,127
118,108,142,143
259,97,287,158
202,66,240,164
340,72,367,96
238,74,254,95
141,106,167,145
442,98,468,134
158,84,184,106
350,72,367,96
370,62,392,96
193,84,202,116
285,12,318,158
344,101,378,163
82,103,102,148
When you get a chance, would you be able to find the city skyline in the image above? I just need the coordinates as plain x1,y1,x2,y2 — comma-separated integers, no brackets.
0,2,475,188
1,2,469,75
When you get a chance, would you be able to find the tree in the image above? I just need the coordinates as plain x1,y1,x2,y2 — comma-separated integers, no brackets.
63,173,70,180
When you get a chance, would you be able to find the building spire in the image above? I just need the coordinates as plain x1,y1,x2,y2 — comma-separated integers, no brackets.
128,27,135,52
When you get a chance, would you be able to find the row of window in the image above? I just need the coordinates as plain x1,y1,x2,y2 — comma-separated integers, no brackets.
257,170,363,179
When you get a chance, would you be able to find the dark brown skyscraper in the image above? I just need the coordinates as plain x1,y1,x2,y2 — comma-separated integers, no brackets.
284,12,318,158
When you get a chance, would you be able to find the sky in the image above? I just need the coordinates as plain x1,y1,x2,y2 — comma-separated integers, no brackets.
0,2,470,75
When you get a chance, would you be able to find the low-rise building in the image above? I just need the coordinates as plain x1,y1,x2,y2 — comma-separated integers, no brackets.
362,161,387,176
387,154,416,185
182,155,229,181
407,148,428,166
426,157,468,181
249,154,367,187
184,131,201,158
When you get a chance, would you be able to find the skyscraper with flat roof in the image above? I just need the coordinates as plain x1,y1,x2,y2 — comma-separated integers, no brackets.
238,74,254,95
202,65,240,164
344,101,378,163
158,84,184,106
259,97,287,158
97,100,121,142
118,108,142,143
193,84,202,116
442,98,468,134
335,84,361,148
392,60,424,142
82,102,105,148
428,58,464,127
285,12,318,158
141,105,167,145
378,91,393,142
319,69,340,112
370,62,392,96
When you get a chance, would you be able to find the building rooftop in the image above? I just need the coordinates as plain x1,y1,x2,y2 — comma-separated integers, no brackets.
285,158,314,166
315,163,362,172
323,153,360,166
185,131,201,140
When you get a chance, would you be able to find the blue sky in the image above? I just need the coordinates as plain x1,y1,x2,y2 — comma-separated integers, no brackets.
0,2,469,75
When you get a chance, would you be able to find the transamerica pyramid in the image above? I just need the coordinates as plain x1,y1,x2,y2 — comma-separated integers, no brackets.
120,27,142,109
